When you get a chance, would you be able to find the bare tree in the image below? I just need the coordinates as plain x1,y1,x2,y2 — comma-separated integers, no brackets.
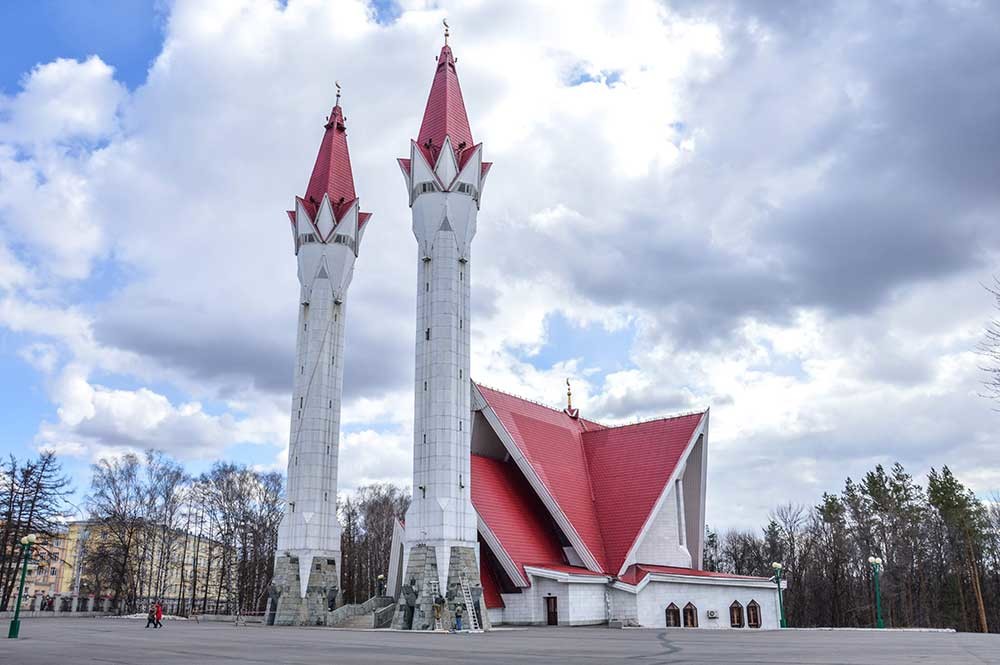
979,277,1000,403
0,452,71,609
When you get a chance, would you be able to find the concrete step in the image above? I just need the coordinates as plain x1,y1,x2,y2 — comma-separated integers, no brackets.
335,613,373,629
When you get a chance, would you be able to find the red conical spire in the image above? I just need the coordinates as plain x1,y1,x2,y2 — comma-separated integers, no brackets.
416,43,474,164
301,88,368,224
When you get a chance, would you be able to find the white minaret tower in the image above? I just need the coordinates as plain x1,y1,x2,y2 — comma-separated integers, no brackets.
269,86,372,626
393,26,492,631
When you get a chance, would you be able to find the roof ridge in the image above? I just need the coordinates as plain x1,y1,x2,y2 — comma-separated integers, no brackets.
590,409,707,433
476,381,706,431
474,381,586,418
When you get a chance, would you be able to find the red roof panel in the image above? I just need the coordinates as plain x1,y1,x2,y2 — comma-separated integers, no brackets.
471,454,566,580
477,386,609,572
584,413,704,575
475,384,706,577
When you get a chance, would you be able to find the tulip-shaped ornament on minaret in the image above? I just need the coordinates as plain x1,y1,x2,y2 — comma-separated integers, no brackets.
269,86,373,627
392,27,492,631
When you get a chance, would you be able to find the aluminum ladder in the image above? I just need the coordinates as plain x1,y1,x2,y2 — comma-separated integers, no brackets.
459,577,481,632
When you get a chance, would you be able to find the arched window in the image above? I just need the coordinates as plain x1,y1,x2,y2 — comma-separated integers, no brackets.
747,600,761,628
665,603,681,627
683,603,698,628
730,601,744,628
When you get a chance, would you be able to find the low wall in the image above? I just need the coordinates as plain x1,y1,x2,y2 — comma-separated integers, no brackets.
193,614,264,624
0,611,113,620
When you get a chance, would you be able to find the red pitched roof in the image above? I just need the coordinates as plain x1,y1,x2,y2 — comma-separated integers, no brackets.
477,386,609,572
471,455,566,580
584,413,705,575
619,564,770,586
294,103,370,225
475,385,706,577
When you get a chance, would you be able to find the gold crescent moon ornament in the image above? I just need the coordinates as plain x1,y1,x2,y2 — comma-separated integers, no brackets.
335,80,342,104
443,18,450,45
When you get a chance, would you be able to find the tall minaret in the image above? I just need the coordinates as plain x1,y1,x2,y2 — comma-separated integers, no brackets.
393,26,492,631
269,86,372,626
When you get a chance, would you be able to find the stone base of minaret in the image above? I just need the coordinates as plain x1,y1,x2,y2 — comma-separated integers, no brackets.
268,553,340,626
391,544,490,631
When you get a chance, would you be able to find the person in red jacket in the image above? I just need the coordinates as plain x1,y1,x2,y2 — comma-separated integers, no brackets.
154,602,163,628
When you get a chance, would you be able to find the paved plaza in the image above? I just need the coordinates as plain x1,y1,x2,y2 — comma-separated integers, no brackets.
2,619,999,665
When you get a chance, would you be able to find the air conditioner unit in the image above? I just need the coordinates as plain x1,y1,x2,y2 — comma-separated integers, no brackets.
707,610,719,619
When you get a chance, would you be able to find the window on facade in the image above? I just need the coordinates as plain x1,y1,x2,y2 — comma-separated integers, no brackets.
730,601,744,628
683,603,698,628
747,600,761,628
332,233,357,252
665,603,681,627
416,182,437,195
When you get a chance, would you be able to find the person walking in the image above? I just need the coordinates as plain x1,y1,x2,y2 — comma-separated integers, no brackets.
154,602,163,628
145,606,156,629
455,605,463,632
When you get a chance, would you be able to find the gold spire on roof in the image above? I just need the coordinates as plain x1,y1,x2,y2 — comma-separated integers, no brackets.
335,80,342,106
443,18,450,45
566,378,573,411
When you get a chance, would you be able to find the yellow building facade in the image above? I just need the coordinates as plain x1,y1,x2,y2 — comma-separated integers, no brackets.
22,520,229,614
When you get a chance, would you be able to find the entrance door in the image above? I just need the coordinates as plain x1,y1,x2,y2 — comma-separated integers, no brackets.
545,596,558,626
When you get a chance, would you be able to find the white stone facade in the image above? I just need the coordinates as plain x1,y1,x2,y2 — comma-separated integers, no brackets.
276,193,363,596
490,571,782,629
631,482,692,569
402,137,487,590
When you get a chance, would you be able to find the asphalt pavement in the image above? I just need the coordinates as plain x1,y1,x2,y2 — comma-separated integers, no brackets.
1,618,998,664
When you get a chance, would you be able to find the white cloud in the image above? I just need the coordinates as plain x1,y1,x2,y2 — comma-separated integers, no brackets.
0,56,126,144
0,0,998,530
38,364,287,462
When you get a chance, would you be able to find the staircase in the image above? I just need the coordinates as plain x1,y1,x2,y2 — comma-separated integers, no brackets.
459,577,481,632
338,613,374,629
327,596,395,629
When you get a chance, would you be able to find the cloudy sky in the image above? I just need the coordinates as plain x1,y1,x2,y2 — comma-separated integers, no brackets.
1,0,998,529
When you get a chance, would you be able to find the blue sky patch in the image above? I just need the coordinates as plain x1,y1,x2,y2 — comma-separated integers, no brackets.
526,312,634,386
0,0,164,93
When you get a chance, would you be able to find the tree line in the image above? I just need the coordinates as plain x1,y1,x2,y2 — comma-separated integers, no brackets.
5,450,998,630
705,462,999,632
0,449,407,616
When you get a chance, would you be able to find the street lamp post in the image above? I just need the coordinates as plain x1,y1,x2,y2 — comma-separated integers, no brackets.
8,534,37,639
771,562,787,628
867,556,884,629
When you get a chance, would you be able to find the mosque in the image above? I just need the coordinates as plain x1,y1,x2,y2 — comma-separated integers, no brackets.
268,25,784,630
